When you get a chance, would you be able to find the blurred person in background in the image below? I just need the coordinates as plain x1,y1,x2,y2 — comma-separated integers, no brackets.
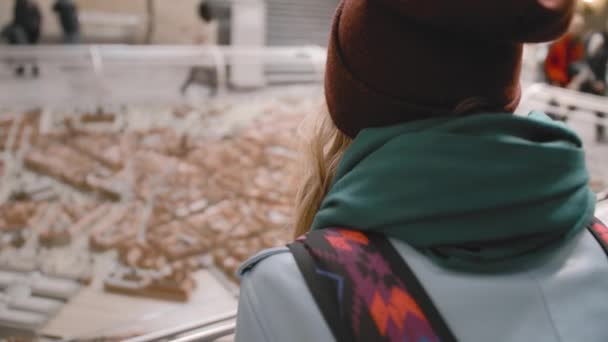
235,0,608,341
544,14,585,122
545,13,585,87
180,0,220,95
53,0,81,44
1,0,42,77
194,0,218,45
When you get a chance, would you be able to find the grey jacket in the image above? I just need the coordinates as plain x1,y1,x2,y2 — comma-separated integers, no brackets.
235,227,608,342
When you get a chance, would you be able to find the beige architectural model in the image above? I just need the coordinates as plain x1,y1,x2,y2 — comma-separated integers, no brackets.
0,86,341,342
0,97,307,321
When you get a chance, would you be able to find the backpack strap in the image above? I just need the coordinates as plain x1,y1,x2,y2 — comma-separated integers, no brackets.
287,229,457,342
588,217,608,256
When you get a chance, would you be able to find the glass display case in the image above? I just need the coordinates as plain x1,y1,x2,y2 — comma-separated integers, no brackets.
0,45,606,341
0,45,324,341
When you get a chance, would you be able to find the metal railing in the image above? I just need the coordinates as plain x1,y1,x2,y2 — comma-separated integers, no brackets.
122,311,237,342
0,45,327,109
0,45,326,70
169,321,236,342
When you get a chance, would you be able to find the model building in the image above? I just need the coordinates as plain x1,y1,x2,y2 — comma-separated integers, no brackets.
0,98,304,317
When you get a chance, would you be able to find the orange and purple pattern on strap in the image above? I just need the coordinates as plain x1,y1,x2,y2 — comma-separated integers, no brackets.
299,228,440,342
590,217,608,250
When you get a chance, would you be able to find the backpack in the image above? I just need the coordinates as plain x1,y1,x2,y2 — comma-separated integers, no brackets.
288,218,608,342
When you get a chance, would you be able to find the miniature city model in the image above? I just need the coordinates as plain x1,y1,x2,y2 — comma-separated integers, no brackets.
0,94,308,334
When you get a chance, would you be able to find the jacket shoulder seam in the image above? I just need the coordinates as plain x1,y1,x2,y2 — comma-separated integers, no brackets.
237,247,290,278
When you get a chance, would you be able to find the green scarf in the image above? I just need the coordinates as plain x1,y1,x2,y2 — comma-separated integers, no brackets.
311,112,596,263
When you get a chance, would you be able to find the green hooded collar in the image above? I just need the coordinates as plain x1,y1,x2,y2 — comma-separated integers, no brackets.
311,112,596,264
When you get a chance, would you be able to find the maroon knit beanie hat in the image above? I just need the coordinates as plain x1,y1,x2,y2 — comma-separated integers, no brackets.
325,0,577,137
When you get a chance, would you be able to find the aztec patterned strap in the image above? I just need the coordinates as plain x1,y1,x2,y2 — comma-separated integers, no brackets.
288,229,457,342
288,219,608,342
589,217,608,256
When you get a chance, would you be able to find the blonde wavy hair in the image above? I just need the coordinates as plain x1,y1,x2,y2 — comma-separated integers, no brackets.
293,105,352,238
292,97,492,238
